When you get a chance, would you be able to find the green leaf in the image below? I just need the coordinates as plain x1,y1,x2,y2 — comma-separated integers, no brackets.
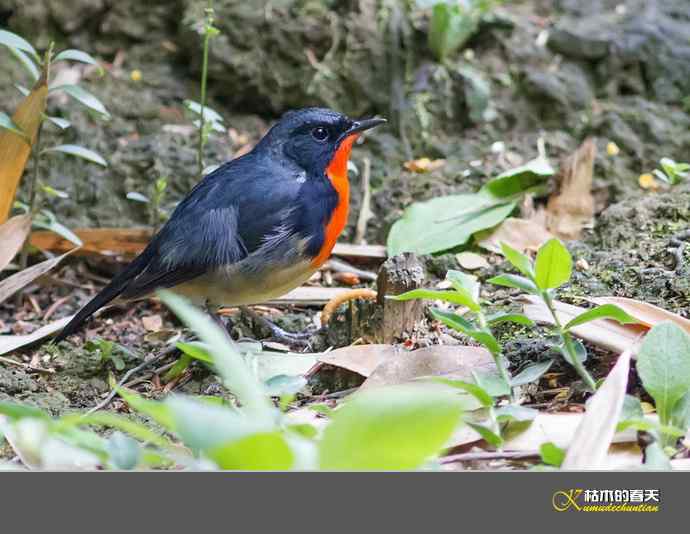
428,3,478,61
64,412,172,450
466,422,503,448
126,191,150,203
430,308,501,354
431,378,493,407
319,384,463,470
534,238,572,290
644,442,672,470
0,30,39,61
671,392,690,433
510,360,553,387
0,401,49,421
264,375,307,397
9,47,39,81
446,270,480,302
564,304,639,331
387,195,515,256
495,405,537,440
539,442,565,467
499,242,534,277
175,341,214,364
45,116,71,130
391,288,479,312
32,210,83,246
0,111,28,141
487,274,538,293
14,84,30,96
472,370,511,397
558,339,587,365
207,432,294,470
116,388,175,431
105,432,141,470
486,312,534,327
50,84,110,119
53,49,104,74
480,158,554,199
42,144,108,167
636,322,690,425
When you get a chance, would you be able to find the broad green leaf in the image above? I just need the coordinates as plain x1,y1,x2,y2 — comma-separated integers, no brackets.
431,378,493,407
534,238,572,290
43,144,107,166
64,412,171,449
159,291,274,422
466,422,503,448
430,308,501,354
540,442,565,467
207,432,294,470
671,392,690,433
264,375,307,397
105,432,141,470
495,405,538,440
510,360,553,387
446,270,480,302
472,370,511,397
499,242,534,277
487,274,538,293
50,84,110,118
428,3,477,61
175,341,214,364
387,194,515,256
53,49,104,74
319,384,463,470
392,288,479,312
564,304,639,331
637,322,690,425
558,339,587,365
644,442,671,470
486,312,534,327
9,47,39,81
480,157,554,199
45,116,71,129
0,111,27,140
126,191,150,203
0,401,49,421
0,30,39,60
116,387,175,430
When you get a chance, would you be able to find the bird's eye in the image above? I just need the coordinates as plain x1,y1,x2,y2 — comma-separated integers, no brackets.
311,126,329,142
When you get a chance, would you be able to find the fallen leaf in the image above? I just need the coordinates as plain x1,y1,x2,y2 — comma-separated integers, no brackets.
0,251,73,305
0,214,31,271
590,296,690,335
0,74,48,223
403,157,445,173
362,345,495,389
476,217,553,254
638,173,659,191
141,315,163,332
522,295,646,354
0,315,73,355
562,350,632,469
456,251,489,270
546,138,596,240
316,344,397,377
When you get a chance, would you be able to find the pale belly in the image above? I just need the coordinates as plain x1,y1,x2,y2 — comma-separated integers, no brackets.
171,259,317,307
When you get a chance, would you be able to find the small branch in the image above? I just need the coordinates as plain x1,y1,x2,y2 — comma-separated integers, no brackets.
354,157,372,244
441,450,540,464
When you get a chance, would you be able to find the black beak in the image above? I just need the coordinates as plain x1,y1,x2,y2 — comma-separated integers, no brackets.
347,117,387,136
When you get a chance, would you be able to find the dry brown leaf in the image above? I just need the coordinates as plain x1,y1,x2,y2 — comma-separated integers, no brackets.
0,214,32,271
590,296,690,334
562,350,631,469
477,217,553,254
316,344,397,377
362,345,495,389
546,138,596,240
0,315,73,356
0,75,48,223
403,157,445,173
0,251,73,305
522,295,647,354
456,251,489,270
141,315,163,332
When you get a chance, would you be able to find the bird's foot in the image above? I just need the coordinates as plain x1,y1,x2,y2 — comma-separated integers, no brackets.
239,306,315,348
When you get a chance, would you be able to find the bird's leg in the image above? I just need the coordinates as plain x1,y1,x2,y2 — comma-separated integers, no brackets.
239,306,313,346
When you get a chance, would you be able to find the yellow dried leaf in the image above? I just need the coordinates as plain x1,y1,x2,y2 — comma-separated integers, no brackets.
0,214,31,272
0,74,48,223
638,173,659,190
403,157,445,173
606,142,620,156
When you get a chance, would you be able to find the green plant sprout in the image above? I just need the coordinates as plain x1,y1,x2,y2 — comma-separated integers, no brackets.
489,239,639,391
653,157,689,186
0,29,110,263
126,177,169,233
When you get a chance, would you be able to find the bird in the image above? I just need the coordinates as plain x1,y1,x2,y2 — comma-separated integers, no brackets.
54,107,386,344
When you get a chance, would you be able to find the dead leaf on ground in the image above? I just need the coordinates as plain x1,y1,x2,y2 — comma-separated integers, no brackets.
141,314,163,332
546,138,596,240
590,296,690,335
316,344,398,377
562,350,632,469
403,157,445,173
522,295,647,354
0,74,48,223
0,251,74,305
456,251,489,270
0,315,73,356
0,214,32,271
476,217,554,254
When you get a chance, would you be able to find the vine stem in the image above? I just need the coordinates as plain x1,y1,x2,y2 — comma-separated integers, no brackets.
541,290,597,392
477,312,515,402
197,0,214,177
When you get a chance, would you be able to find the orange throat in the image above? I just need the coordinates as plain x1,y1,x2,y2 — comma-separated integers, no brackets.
311,134,357,267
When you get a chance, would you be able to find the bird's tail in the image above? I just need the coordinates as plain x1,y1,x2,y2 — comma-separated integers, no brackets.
53,256,148,344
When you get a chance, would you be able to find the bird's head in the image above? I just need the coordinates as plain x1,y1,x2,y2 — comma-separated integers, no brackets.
259,107,386,177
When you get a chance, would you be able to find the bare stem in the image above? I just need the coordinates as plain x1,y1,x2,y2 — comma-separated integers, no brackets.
197,0,214,177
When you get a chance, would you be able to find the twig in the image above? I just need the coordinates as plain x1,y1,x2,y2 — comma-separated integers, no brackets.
441,450,540,464
324,258,376,281
84,346,177,416
354,157,372,244
43,295,70,321
0,356,55,374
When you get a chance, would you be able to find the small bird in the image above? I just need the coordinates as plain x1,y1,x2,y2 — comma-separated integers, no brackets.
54,108,385,343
